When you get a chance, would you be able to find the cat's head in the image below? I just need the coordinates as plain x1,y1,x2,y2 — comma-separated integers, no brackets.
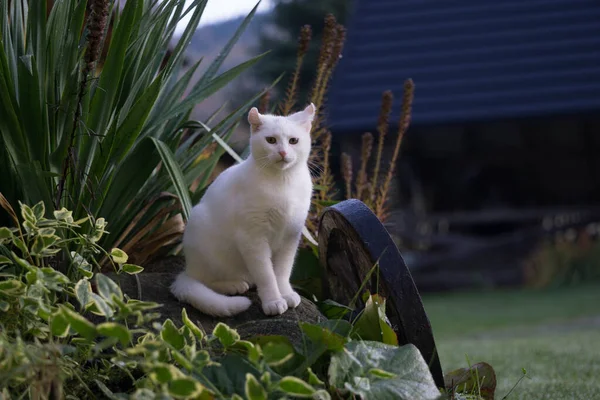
247,103,315,171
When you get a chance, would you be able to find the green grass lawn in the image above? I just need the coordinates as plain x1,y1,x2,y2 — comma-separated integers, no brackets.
422,284,600,400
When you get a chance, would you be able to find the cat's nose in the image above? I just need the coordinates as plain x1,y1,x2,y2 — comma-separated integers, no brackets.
278,150,287,159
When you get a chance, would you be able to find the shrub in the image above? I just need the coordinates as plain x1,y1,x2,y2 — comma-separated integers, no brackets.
0,199,443,399
0,0,270,265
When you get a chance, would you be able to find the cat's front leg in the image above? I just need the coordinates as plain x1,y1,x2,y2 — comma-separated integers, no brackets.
272,234,302,309
236,232,288,316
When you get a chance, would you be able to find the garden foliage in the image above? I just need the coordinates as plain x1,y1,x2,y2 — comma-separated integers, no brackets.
0,0,271,264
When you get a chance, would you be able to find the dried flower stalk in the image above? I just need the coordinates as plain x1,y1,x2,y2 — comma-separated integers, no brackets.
56,0,109,208
356,132,373,199
259,89,271,114
341,153,353,200
281,25,312,116
368,90,394,205
375,79,414,219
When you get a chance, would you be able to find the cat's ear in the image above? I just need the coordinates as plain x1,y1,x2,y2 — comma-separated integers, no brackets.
289,103,316,132
248,107,263,133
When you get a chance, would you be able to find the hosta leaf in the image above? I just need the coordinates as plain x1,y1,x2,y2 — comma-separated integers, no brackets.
244,373,266,400
213,322,240,348
277,376,316,397
161,319,185,350
97,322,132,346
121,263,144,274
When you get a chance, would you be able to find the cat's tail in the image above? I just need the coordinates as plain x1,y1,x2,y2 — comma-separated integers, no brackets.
170,272,252,317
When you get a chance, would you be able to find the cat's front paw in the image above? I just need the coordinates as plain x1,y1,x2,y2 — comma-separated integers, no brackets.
282,291,301,308
261,298,288,316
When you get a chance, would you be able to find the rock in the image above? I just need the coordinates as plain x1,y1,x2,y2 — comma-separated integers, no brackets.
108,256,326,347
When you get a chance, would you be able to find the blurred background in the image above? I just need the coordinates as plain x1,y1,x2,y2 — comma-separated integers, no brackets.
179,1,600,396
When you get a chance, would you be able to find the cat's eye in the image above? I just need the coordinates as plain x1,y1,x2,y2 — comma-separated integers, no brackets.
265,137,276,144
289,138,299,145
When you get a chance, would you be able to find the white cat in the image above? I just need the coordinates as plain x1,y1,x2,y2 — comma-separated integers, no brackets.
171,104,315,317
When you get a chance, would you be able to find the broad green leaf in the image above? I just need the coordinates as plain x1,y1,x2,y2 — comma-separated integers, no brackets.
150,363,180,384
328,342,440,400
161,319,185,350
244,373,266,400
300,322,347,352
277,376,316,397
352,294,398,345
90,293,114,318
307,367,325,386
60,306,97,340
213,322,240,348
74,279,92,309
50,311,70,337
262,341,295,367
0,227,13,241
0,279,25,295
110,248,129,264
318,299,353,320
169,377,206,398
182,308,204,340
96,273,123,301
121,263,144,274
150,137,192,221
97,322,132,346
131,389,156,400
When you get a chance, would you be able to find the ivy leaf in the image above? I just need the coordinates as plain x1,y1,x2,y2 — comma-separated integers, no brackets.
32,201,45,220
110,248,128,264
121,263,144,274
244,373,266,400
150,363,180,384
97,322,132,346
0,255,12,264
90,293,114,318
277,376,316,397
262,341,295,367
75,279,93,309
307,367,325,386
213,322,240,348
0,300,9,312
95,273,123,301
182,308,204,340
161,319,185,350
53,208,73,223
0,227,13,243
50,311,70,337
328,341,440,400
60,306,97,340
169,377,206,397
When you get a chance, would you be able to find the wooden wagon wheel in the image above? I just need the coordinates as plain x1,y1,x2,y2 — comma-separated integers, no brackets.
318,199,444,387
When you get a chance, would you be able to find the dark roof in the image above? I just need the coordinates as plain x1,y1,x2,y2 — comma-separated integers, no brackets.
327,0,600,132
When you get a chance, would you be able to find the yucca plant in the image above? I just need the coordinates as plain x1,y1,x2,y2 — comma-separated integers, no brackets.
0,0,272,265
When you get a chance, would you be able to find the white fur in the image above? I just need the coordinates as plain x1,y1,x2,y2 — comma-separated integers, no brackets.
171,104,316,317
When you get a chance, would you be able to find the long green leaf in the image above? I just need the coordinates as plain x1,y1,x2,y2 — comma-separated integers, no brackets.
151,138,192,221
